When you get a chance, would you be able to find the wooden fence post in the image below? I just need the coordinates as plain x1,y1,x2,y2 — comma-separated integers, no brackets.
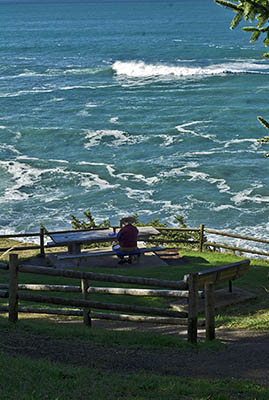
40,226,45,257
205,283,215,341
188,272,198,344
199,224,204,252
81,278,91,327
9,253,18,323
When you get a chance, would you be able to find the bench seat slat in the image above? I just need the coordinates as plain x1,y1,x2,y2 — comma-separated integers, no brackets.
56,246,164,260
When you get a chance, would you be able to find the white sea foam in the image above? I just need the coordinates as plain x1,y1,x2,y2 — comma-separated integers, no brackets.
212,204,240,212
85,102,98,108
80,172,118,190
84,129,143,147
60,85,95,91
0,144,20,155
158,134,181,146
125,187,154,202
110,117,119,123
0,88,54,98
78,161,108,167
48,97,64,102
78,110,90,116
112,60,269,80
175,120,212,135
96,164,160,186
231,187,269,205
0,160,43,202
160,163,230,193
224,138,258,148
47,158,69,164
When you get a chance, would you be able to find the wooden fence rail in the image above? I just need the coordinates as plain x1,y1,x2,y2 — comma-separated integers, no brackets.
0,224,268,258
1,253,209,343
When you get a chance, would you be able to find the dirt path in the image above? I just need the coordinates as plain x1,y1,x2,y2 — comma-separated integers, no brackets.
1,323,269,387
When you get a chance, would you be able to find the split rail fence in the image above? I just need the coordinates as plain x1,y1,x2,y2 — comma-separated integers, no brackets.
0,224,268,258
0,253,212,343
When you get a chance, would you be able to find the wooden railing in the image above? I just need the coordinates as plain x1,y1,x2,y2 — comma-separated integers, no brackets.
0,224,268,259
0,254,250,343
0,253,207,343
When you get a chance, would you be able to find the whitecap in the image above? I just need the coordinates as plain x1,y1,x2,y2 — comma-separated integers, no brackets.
85,102,98,108
0,144,20,155
78,161,108,167
80,172,118,190
47,159,69,164
84,129,142,147
125,187,154,201
224,138,258,148
212,204,240,212
48,97,64,102
175,120,213,136
231,187,269,205
112,60,269,81
110,117,119,123
0,88,54,98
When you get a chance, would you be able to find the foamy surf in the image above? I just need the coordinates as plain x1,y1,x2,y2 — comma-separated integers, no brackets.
112,60,269,80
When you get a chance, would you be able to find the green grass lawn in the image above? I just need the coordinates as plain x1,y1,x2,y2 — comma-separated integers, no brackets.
1,350,268,400
0,240,269,399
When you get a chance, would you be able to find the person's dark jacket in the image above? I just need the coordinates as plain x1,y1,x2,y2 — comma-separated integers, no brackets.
117,224,138,249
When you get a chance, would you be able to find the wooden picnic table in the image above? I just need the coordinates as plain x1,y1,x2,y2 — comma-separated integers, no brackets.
49,226,160,255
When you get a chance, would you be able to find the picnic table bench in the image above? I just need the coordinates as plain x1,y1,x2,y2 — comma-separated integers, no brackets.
56,245,165,260
46,226,161,261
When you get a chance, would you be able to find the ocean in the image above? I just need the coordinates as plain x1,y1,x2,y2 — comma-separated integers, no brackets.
0,0,268,253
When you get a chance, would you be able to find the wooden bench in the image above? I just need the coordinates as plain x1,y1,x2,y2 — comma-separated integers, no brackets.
184,259,250,293
56,246,165,261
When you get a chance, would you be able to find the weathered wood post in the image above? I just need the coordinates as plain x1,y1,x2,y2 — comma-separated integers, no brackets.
9,253,18,323
81,278,91,326
205,282,215,341
40,226,45,257
199,224,204,252
188,272,198,344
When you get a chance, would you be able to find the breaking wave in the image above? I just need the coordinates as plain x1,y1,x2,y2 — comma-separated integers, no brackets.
112,60,269,80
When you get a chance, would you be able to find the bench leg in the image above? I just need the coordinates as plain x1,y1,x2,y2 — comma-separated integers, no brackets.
135,254,141,264
68,243,81,255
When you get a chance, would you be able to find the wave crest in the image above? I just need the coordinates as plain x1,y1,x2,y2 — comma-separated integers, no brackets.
112,60,269,80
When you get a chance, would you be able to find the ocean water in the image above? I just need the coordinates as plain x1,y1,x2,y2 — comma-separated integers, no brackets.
0,0,268,253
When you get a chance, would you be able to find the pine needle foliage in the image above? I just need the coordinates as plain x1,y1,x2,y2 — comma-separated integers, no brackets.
215,0,269,57
215,0,269,157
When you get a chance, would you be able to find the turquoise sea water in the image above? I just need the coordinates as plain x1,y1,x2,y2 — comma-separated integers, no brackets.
0,0,268,252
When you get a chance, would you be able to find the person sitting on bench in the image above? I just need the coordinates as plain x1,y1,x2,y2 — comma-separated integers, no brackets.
113,217,139,264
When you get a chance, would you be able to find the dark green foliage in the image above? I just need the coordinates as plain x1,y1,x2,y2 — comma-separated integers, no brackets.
257,117,269,156
258,116,269,130
215,0,269,158
215,0,269,57
70,210,110,230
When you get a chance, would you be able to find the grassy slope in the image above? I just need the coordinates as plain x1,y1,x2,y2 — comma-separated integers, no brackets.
0,239,269,399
